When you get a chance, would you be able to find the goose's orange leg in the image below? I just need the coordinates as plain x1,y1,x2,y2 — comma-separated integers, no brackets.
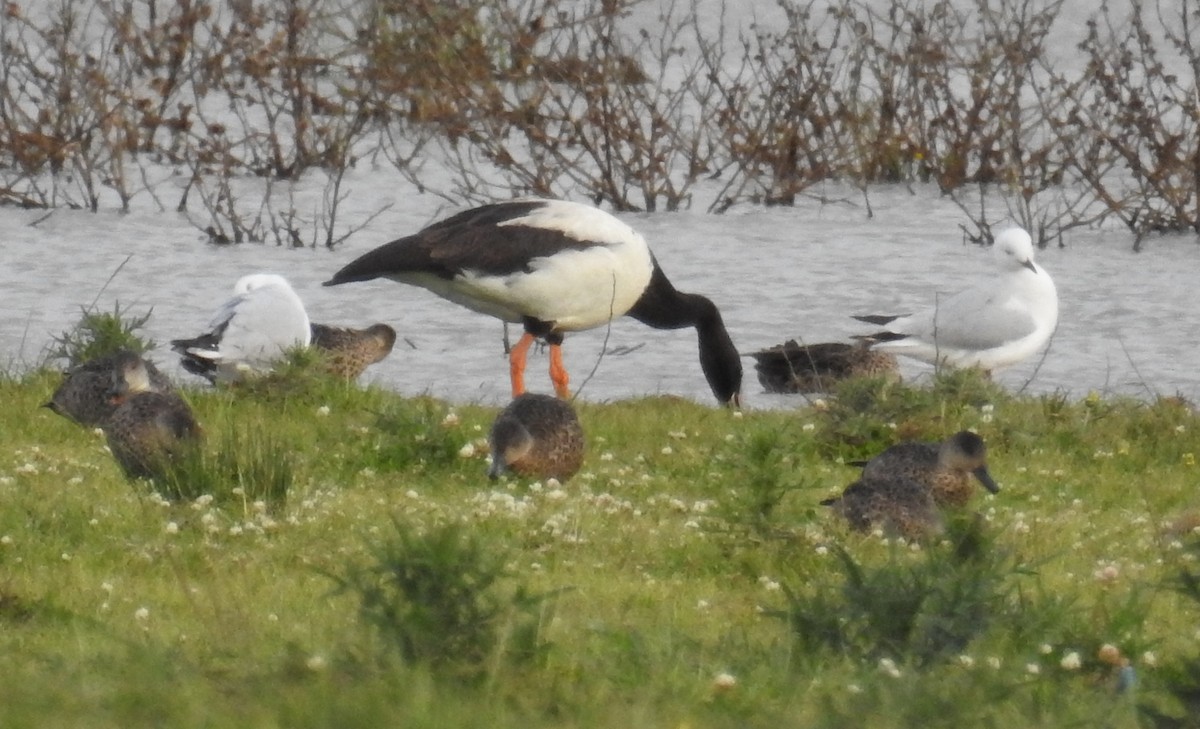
509,332,536,397
549,342,571,399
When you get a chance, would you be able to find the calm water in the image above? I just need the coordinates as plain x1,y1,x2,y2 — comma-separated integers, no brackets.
2,183,1197,408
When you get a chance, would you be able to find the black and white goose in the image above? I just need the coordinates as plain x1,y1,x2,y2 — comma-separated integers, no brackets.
323,199,743,405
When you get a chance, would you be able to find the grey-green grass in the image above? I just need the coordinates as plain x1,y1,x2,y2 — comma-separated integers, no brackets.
1,368,1198,728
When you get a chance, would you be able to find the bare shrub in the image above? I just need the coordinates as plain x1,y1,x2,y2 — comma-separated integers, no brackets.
703,0,849,211
1052,0,1200,247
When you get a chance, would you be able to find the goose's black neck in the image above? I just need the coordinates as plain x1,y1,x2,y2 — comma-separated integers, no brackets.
627,261,743,406
627,262,712,331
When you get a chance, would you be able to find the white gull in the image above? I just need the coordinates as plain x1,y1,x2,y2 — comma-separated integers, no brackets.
854,228,1059,372
171,273,311,383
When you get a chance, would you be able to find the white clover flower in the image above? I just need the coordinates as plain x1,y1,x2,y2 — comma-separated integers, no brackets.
1060,651,1082,670
1026,663,1041,675
1141,651,1157,667
61,553,71,562
458,442,476,458
1039,643,1053,655
164,521,179,535
802,422,816,432
316,405,331,417
600,452,614,462
732,410,744,419
405,489,419,499
815,545,829,556
134,607,150,621
305,654,328,671
0,535,12,546
878,657,901,678
987,656,1002,669
441,411,460,426
661,446,673,455
958,654,975,668
696,599,710,610
712,672,737,691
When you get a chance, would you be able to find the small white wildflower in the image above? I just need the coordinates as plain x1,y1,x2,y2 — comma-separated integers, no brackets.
987,656,1002,670
878,657,901,678
0,535,12,546
229,525,243,536
712,672,737,691
68,476,83,486
1098,644,1122,665
359,467,376,478
316,405,331,417
267,613,279,622
758,576,781,592
696,599,710,610
164,521,179,535
134,607,150,622
194,494,214,508
661,446,673,455
847,683,862,694
458,442,476,458
1060,651,1082,670
731,410,743,419
1141,651,1157,667
683,519,700,529
802,422,815,432
61,552,71,562
1039,643,1053,655
101,581,114,594
815,545,829,556
600,452,614,461
405,489,419,499
441,411,460,426
305,654,328,671
958,654,975,668
1026,663,1041,675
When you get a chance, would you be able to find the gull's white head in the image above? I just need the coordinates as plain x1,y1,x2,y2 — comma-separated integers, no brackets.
233,273,293,295
993,228,1037,273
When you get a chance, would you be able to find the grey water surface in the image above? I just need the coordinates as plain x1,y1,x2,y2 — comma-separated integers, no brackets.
3,186,1196,408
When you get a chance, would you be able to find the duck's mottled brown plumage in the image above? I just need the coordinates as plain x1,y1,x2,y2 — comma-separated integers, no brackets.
101,352,202,481
310,322,397,380
854,430,999,508
43,350,175,427
751,340,897,394
822,475,944,540
488,393,584,481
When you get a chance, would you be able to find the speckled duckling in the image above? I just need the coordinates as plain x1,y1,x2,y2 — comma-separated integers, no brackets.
102,351,202,481
855,430,999,508
751,340,898,394
488,393,585,481
310,322,397,380
43,350,175,427
822,475,945,540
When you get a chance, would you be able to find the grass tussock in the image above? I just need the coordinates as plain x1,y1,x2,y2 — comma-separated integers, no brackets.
1,366,1199,726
